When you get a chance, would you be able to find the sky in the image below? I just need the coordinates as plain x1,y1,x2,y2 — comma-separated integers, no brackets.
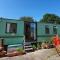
0,0,60,21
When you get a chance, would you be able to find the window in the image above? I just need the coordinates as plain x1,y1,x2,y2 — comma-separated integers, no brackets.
53,26,57,34
45,25,49,34
30,23,36,40
6,23,17,33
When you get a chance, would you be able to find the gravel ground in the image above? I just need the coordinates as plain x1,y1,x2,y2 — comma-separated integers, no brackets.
0,48,60,60
47,54,60,60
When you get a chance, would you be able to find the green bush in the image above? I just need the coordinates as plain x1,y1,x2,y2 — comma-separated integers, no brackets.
16,48,24,52
37,43,40,49
32,45,36,49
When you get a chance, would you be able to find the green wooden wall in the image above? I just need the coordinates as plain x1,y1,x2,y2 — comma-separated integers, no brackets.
0,19,24,46
37,22,60,42
3,37,24,45
0,18,60,45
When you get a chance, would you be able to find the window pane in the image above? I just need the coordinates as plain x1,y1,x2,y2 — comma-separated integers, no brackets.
30,23,36,40
53,26,57,34
10,23,17,33
45,25,49,34
6,23,10,32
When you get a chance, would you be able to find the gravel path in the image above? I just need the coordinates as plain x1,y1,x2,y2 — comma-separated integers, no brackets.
0,48,60,60
47,54,60,60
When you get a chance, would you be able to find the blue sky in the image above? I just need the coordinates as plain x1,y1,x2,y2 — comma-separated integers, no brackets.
0,0,60,21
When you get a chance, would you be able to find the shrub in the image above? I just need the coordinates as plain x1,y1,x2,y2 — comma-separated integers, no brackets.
37,43,41,49
32,45,36,50
16,48,24,52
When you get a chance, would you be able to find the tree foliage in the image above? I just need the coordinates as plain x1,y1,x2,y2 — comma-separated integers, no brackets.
40,13,60,24
20,16,34,22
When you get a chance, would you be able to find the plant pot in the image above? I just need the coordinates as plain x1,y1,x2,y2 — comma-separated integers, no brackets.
6,51,25,57
6,53,15,57
0,51,6,57
13,51,22,56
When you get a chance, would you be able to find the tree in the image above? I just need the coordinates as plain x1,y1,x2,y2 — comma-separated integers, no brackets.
20,16,34,22
40,13,60,24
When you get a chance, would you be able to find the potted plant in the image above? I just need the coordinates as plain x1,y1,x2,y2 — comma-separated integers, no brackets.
6,48,26,57
16,47,25,55
32,45,36,51
37,43,40,49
